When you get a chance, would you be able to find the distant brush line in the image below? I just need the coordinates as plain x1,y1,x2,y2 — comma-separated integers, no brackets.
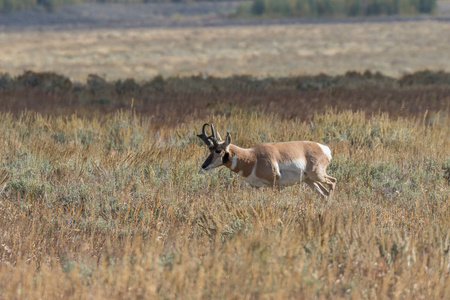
2,70,450,92
246,0,436,18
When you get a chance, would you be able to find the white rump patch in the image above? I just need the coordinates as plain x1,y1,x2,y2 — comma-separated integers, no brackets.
317,143,332,161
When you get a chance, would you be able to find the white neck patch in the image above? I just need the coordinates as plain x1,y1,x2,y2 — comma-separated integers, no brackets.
231,155,238,170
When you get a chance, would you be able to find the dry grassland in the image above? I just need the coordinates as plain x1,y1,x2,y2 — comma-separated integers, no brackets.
0,9,450,298
0,107,449,298
1,21,450,81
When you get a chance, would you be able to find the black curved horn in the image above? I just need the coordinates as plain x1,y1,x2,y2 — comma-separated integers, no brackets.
197,123,213,146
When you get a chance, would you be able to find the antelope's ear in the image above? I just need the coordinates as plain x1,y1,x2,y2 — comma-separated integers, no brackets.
225,132,231,147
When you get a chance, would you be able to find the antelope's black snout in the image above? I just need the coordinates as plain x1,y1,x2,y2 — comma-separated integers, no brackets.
201,153,213,169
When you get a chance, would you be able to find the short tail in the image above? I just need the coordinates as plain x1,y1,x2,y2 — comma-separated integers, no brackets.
317,143,332,162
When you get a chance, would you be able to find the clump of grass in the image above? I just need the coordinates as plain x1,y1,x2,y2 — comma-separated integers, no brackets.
0,108,448,298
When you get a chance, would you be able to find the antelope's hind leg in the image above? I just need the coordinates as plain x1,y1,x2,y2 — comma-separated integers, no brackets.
304,178,329,198
305,168,336,198
325,175,337,197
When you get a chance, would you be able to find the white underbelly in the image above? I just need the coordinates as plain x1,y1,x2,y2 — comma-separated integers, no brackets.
277,159,306,186
238,159,306,188
241,170,271,187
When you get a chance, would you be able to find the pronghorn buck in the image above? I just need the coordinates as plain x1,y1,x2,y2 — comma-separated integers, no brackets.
198,123,336,198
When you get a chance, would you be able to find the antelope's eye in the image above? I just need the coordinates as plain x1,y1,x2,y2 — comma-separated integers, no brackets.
215,150,222,154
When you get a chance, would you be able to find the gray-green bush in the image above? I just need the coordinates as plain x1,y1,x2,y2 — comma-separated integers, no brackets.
244,0,436,17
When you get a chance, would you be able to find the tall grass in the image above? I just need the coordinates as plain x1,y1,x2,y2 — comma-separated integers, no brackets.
0,107,448,298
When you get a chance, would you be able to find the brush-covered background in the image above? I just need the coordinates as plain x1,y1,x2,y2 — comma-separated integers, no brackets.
1,1,450,299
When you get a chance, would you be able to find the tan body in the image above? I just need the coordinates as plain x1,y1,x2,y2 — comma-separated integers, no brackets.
198,124,336,197
223,142,336,196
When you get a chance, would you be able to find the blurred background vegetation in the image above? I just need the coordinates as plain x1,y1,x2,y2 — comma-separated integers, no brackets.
0,0,196,13
0,0,232,13
0,0,437,15
244,0,436,17
1,70,449,123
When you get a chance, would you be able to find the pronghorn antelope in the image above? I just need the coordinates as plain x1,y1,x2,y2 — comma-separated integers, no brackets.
197,124,336,198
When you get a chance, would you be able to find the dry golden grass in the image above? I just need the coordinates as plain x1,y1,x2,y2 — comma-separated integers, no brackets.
0,108,448,299
1,21,450,81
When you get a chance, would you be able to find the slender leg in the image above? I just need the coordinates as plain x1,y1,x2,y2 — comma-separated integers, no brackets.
305,167,337,198
325,175,337,197
304,178,329,198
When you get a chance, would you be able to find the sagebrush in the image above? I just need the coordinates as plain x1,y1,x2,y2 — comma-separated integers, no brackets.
0,106,448,298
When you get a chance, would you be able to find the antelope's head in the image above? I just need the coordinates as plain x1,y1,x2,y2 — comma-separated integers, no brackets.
197,123,231,171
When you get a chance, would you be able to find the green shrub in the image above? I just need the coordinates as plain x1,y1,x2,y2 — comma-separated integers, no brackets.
16,71,72,91
251,0,266,15
37,0,58,12
245,0,436,17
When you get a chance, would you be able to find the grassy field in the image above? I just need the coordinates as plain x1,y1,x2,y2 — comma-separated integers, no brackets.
1,21,450,81
1,4,450,296
0,72,449,298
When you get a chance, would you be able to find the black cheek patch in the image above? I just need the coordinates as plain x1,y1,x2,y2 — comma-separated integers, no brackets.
222,153,229,164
